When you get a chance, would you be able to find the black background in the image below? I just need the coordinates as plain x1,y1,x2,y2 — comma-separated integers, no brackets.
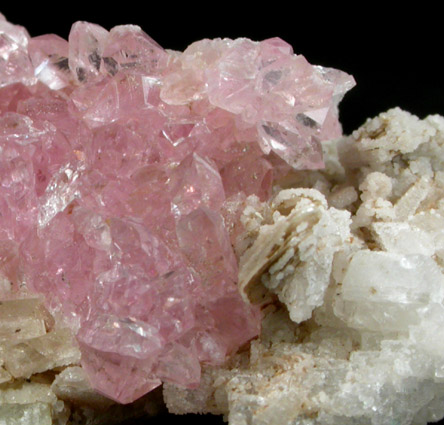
1,4,443,135
1,4,443,425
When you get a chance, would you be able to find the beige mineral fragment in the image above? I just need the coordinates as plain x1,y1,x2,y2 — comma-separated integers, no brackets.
239,188,351,323
0,293,162,424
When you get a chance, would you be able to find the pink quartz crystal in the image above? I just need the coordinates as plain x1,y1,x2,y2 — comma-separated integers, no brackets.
0,14,355,403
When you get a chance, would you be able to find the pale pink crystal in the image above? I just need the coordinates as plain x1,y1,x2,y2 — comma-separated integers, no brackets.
28,34,71,90
0,13,355,404
101,25,168,76
0,18,36,87
68,21,109,83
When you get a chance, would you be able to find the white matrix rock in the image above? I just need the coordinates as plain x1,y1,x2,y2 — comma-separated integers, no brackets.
164,108,444,425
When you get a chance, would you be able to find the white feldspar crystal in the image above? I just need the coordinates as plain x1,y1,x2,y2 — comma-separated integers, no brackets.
335,250,444,332
3,328,81,380
51,367,114,410
0,297,47,343
239,188,351,323
164,108,444,425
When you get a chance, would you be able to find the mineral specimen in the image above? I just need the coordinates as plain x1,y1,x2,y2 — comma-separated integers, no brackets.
0,11,354,411
4,12,444,425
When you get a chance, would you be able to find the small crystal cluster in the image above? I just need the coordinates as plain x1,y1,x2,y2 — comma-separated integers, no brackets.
0,12,354,407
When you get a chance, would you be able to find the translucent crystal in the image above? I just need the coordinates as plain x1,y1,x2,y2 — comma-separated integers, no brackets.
28,34,71,90
2,328,81,379
0,13,353,404
51,366,114,409
0,297,47,343
0,18,35,87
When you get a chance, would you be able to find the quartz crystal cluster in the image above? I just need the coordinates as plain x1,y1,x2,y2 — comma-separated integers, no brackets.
0,11,355,414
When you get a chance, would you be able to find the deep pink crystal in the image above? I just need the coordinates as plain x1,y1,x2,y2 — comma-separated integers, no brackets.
0,14,355,403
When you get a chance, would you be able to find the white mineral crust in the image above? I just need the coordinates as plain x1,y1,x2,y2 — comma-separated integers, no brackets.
164,108,444,425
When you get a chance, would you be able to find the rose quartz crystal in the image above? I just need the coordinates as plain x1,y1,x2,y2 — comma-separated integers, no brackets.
0,15,355,403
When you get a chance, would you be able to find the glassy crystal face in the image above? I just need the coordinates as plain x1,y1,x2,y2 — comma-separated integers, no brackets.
0,15,354,403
